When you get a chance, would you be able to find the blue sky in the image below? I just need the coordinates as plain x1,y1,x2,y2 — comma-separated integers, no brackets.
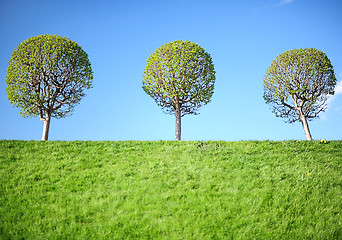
1,0,341,141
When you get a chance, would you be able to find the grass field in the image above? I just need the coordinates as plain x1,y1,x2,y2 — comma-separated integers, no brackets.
0,140,341,239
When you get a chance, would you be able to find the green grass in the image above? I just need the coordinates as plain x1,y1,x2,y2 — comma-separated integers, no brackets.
0,140,341,239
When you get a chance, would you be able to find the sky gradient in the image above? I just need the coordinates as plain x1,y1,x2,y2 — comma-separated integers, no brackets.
1,0,341,141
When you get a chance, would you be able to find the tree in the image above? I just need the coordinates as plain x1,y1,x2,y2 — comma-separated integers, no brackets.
6,34,93,140
263,48,336,140
143,40,215,140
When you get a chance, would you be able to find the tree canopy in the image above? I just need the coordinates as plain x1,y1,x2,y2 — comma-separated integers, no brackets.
6,34,93,140
263,48,336,140
142,40,215,140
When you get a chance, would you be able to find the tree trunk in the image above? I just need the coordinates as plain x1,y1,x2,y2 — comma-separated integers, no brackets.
41,115,51,141
299,114,312,141
175,107,181,141
293,99,312,141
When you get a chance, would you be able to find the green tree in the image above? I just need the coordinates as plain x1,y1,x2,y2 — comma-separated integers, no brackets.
263,48,336,140
6,34,93,140
143,40,215,140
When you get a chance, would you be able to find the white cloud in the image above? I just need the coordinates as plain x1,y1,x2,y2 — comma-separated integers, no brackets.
274,0,295,6
321,79,342,120
335,80,342,95
254,0,295,11
330,75,342,101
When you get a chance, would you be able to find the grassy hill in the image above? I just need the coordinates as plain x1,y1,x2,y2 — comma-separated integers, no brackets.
0,140,341,239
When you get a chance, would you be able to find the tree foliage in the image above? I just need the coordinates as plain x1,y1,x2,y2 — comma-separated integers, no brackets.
6,34,93,140
263,48,336,139
143,40,215,117
142,40,215,140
